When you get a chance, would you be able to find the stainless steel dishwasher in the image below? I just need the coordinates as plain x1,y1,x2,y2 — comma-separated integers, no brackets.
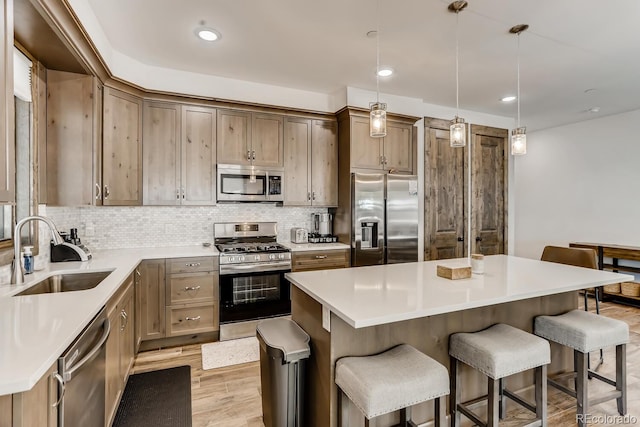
56,307,110,427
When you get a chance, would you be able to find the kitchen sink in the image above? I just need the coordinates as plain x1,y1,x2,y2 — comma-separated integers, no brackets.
14,270,114,296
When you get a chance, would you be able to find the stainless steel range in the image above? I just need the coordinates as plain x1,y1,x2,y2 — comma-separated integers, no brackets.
214,222,292,340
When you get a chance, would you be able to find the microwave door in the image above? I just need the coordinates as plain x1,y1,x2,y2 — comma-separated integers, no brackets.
219,173,267,201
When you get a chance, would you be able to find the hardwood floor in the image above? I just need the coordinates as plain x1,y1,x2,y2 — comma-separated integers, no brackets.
130,299,639,427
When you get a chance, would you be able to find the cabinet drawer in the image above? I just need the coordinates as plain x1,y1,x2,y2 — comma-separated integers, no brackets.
167,256,217,274
168,273,216,305
292,249,349,272
166,303,218,337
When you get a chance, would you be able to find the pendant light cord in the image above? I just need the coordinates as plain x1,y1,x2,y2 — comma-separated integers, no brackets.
376,0,380,103
455,11,460,116
516,32,521,127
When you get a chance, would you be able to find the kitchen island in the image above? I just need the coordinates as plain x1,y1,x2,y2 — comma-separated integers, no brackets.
285,255,632,427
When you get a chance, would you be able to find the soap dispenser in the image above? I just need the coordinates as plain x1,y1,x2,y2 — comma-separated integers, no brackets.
23,246,34,274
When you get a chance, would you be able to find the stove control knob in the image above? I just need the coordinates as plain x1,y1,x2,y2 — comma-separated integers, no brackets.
269,254,276,260
279,253,285,260
239,256,245,262
254,255,261,262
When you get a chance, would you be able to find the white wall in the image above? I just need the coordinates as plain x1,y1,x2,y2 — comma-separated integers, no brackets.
513,109,640,260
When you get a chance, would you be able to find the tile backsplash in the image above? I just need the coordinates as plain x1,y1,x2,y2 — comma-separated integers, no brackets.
0,204,328,285
46,205,328,249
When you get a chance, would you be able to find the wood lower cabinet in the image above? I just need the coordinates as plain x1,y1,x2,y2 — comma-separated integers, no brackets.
46,70,102,206
284,117,338,206
105,275,135,427
102,87,143,206
136,259,166,341
165,256,219,337
9,362,58,427
292,249,350,272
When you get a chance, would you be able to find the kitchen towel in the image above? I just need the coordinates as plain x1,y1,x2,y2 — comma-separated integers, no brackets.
201,336,260,370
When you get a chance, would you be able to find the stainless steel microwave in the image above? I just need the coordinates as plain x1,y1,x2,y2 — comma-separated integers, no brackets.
217,164,284,202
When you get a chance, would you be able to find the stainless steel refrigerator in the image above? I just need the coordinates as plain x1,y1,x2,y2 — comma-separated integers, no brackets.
351,173,419,266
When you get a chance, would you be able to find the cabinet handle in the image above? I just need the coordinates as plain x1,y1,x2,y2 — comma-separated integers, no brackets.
185,262,201,267
184,285,201,291
120,310,127,331
307,192,311,201
315,255,328,259
246,150,251,161
95,183,101,200
135,269,141,278
176,189,180,199
185,316,201,321
312,192,316,201
380,156,384,165
252,150,256,161
457,237,464,242
182,187,185,199
476,237,482,242
103,185,110,199
52,373,65,408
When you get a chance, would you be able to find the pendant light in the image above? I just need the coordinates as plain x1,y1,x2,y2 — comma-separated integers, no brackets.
448,1,468,148
510,24,529,155
370,0,386,138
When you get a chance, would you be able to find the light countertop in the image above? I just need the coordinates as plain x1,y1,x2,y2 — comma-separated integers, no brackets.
0,245,218,395
285,255,633,329
280,241,350,252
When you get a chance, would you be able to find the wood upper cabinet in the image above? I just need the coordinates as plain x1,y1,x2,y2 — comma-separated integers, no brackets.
0,0,14,203
384,121,413,173
350,116,383,170
284,118,337,206
137,259,166,341
46,71,103,206
142,103,216,205
182,105,216,205
217,109,283,167
103,87,143,205
340,109,416,174
251,113,283,167
142,101,180,205
310,120,338,206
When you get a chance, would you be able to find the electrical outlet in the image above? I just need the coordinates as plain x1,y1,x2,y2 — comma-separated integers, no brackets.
84,223,95,237
322,305,331,332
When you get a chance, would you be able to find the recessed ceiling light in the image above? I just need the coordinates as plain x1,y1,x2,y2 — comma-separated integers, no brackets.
196,27,221,42
501,96,516,102
377,68,393,77
587,107,600,113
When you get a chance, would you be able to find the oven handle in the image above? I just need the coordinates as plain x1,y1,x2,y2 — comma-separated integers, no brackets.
220,262,291,275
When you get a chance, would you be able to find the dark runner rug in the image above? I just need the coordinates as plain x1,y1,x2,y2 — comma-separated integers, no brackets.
113,365,192,427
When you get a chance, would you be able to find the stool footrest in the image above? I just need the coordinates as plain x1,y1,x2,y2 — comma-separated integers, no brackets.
503,388,536,413
588,370,616,387
457,403,487,427
548,377,577,399
589,390,622,406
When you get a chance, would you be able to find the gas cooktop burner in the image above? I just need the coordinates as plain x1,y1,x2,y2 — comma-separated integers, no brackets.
216,243,290,254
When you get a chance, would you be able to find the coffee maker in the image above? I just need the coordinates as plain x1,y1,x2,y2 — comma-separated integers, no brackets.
310,213,334,239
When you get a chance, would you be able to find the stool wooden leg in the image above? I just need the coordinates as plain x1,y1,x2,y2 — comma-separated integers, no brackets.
575,350,588,427
616,344,627,415
488,378,500,427
399,407,408,425
535,364,548,426
498,378,505,419
450,356,460,427
434,396,445,427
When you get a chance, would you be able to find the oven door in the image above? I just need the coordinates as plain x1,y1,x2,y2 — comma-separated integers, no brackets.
219,266,291,325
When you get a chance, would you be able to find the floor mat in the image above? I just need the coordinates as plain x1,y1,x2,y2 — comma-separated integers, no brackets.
113,365,192,427
201,337,260,370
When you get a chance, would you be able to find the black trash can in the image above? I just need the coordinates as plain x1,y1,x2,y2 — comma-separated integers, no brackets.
256,317,310,427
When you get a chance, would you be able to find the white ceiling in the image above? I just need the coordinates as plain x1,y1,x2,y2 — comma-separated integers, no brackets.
85,0,640,130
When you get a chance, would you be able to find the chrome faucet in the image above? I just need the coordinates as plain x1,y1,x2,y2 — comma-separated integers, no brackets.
11,215,65,285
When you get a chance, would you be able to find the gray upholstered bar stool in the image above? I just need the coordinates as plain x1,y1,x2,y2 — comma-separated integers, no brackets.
449,324,551,427
335,344,449,427
534,309,628,427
